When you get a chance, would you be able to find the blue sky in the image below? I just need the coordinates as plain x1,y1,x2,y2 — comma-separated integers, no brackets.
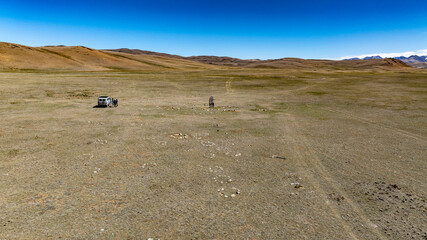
0,0,426,59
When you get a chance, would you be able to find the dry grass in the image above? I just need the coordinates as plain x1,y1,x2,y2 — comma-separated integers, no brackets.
0,68,426,239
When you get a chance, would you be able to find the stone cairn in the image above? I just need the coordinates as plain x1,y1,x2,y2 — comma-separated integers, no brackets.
209,96,214,108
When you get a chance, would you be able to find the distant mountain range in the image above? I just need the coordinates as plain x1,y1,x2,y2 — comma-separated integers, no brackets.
110,48,412,70
0,41,415,71
346,55,427,69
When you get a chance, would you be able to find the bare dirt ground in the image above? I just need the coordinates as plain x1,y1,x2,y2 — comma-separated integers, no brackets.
0,69,426,239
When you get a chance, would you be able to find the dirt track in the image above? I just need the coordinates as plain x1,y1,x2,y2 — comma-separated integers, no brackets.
0,69,426,239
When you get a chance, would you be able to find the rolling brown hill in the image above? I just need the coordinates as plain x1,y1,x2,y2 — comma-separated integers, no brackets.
409,62,427,69
0,42,412,71
108,49,262,67
0,42,219,71
243,57,411,70
108,48,412,70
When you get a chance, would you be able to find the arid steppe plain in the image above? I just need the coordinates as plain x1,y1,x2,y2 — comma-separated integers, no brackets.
0,66,426,239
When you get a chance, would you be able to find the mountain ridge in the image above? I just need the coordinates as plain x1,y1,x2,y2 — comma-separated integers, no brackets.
0,42,414,71
345,55,427,69
0,42,219,71
107,48,411,70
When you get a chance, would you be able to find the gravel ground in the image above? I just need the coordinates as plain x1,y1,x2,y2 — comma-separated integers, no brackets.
0,69,426,239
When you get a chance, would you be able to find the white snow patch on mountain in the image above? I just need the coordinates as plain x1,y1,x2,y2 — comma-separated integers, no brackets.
341,49,427,60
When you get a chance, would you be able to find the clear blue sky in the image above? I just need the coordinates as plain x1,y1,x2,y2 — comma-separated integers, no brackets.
0,0,426,59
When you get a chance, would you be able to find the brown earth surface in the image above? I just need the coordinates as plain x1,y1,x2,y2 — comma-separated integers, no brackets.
0,67,426,239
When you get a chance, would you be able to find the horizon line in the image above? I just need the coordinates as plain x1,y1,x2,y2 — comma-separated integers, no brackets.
2,41,425,61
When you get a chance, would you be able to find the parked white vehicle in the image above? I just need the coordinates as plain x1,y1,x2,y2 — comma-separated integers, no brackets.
98,96,111,107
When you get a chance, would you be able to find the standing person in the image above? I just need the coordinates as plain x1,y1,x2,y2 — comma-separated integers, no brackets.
114,98,118,107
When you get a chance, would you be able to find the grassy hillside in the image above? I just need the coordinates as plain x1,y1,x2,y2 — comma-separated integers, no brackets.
244,57,411,70
0,42,220,71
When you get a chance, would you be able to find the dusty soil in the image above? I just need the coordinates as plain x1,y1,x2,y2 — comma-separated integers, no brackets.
0,69,426,239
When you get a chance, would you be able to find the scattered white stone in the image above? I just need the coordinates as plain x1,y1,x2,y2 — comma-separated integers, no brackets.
209,166,223,173
93,167,101,174
94,139,108,145
204,152,216,159
101,229,104,232
232,187,241,195
171,133,188,139
218,186,241,198
142,163,157,169
201,141,215,147
213,175,232,184
194,132,209,138
235,153,241,157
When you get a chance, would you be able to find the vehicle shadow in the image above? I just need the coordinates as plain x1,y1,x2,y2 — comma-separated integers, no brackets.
93,105,107,108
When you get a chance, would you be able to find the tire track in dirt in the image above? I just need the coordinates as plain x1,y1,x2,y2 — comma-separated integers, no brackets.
168,80,185,91
322,107,426,141
284,77,343,94
283,114,388,240
285,138,359,239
